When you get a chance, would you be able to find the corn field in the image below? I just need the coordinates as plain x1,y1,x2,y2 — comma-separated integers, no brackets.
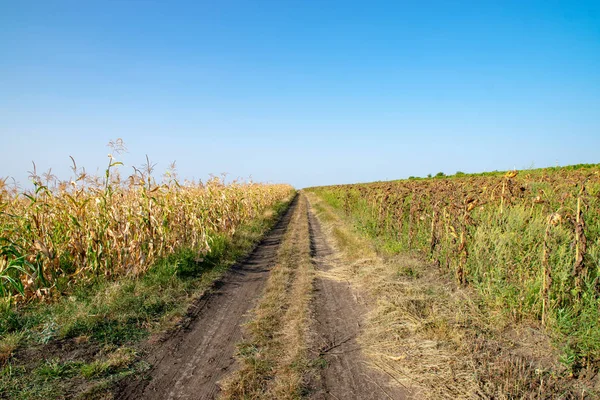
307,165,600,370
0,149,294,300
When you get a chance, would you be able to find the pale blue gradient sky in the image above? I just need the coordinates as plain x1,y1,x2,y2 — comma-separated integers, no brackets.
1,1,599,188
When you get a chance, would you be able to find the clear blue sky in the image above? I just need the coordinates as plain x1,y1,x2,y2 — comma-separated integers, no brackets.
1,1,599,188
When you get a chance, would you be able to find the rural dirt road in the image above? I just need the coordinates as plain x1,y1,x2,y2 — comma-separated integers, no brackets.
117,196,299,400
307,208,406,400
117,193,404,399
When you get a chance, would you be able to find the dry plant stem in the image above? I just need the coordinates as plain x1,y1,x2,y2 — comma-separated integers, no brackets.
573,188,587,293
542,215,554,327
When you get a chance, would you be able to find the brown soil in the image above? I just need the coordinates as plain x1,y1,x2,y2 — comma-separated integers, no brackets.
306,205,406,400
116,195,299,400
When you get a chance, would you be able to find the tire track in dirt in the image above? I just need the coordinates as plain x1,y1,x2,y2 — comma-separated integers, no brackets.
117,195,298,400
307,202,406,400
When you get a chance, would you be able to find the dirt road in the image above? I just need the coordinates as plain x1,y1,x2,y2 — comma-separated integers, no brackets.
307,205,406,400
117,193,404,399
117,195,299,400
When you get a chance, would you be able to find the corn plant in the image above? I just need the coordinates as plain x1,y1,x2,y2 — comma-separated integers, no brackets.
0,144,294,300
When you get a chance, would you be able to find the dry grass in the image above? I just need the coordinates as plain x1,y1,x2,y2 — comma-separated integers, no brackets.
0,331,23,365
221,195,314,399
305,192,597,399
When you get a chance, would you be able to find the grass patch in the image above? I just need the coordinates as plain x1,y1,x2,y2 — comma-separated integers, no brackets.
0,348,146,400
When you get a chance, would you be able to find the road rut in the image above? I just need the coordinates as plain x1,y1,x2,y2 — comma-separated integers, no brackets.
307,202,406,400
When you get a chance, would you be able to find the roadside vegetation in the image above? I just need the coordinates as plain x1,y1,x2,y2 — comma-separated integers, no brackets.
306,164,600,398
0,140,295,399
